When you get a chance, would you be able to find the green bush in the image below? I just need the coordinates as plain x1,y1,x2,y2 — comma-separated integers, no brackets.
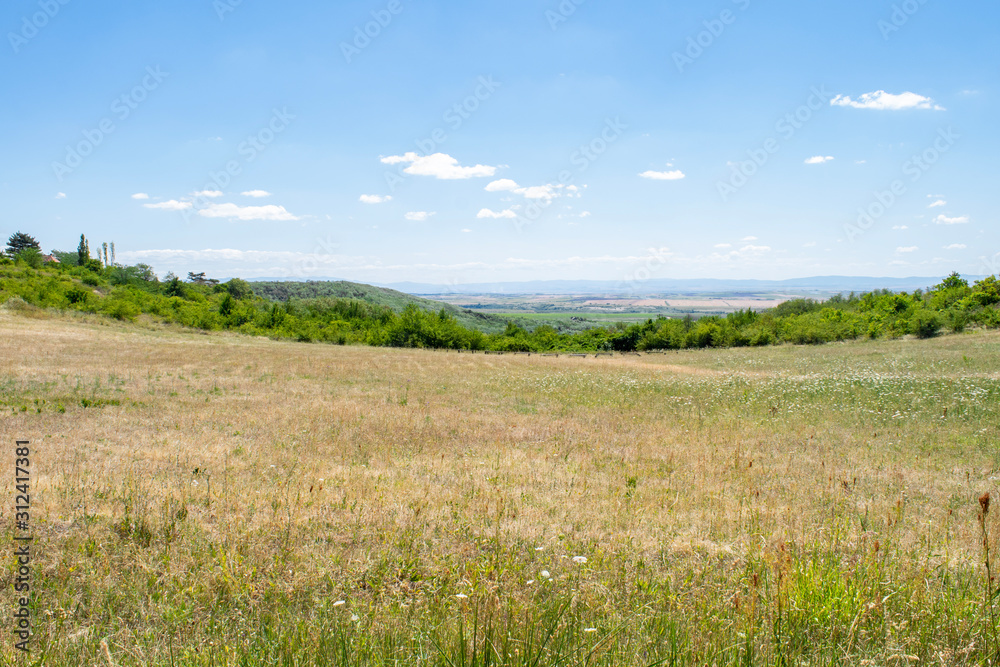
910,309,942,338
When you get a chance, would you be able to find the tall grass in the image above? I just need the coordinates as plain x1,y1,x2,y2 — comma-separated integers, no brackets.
2,312,999,664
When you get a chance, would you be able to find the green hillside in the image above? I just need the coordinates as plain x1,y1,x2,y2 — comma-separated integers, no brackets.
248,280,594,335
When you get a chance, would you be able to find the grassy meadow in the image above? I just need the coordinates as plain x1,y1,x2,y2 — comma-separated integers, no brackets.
3,306,1000,665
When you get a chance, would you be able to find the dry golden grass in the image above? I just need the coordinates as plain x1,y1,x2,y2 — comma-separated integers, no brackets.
3,310,1000,664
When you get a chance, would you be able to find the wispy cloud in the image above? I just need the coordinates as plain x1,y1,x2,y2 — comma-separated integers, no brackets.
359,194,391,204
131,193,149,200
831,90,943,111
198,203,300,221
484,179,578,200
638,169,685,180
892,225,909,230
54,192,66,199
404,211,435,221
381,152,497,179
804,156,834,165
943,243,967,250
143,200,192,211
935,214,969,225
242,190,272,198
194,190,224,198
928,199,946,208
896,246,919,253
477,208,518,219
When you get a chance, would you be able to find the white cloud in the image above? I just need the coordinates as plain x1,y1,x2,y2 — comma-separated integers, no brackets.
935,214,969,225
477,208,518,219
714,243,732,249
741,236,758,242
198,203,299,221
461,228,472,233
928,199,946,208
404,211,435,222
54,192,66,199
131,193,149,200
943,243,967,250
514,184,560,200
242,190,272,198
486,179,579,201
359,194,391,204
194,190,224,198
855,160,867,164
143,200,193,211
804,156,834,165
803,241,818,247
381,152,497,179
485,179,519,192
896,246,919,253
579,211,591,218
892,225,909,230
639,169,686,180
831,90,943,111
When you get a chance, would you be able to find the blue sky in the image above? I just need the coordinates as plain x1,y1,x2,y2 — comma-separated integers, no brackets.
2,0,997,284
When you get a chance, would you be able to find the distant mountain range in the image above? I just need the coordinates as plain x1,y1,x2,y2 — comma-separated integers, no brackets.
380,275,978,296
247,274,981,296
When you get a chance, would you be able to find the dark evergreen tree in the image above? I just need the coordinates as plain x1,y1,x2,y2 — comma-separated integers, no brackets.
6,231,40,256
77,234,90,266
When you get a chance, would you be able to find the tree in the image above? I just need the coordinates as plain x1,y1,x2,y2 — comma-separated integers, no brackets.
6,231,40,257
935,271,969,291
77,235,90,266
15,247,43,268
187,272,208,284
225,278,254,300
50,250,77,264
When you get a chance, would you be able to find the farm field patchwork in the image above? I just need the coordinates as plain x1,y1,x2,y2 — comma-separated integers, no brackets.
3,310,1000,665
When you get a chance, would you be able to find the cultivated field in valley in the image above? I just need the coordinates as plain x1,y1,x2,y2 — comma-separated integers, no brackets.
3,309,1000,665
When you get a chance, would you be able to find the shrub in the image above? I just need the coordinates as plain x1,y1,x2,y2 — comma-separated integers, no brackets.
910,309,942,338
103,298,140,322
66,287,90,305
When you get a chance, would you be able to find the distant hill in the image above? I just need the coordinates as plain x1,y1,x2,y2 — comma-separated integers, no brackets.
381,275,977,295
247,274,977,296
247,280,595,335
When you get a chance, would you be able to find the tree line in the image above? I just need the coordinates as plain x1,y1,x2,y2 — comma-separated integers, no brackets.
3,231,1000,352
